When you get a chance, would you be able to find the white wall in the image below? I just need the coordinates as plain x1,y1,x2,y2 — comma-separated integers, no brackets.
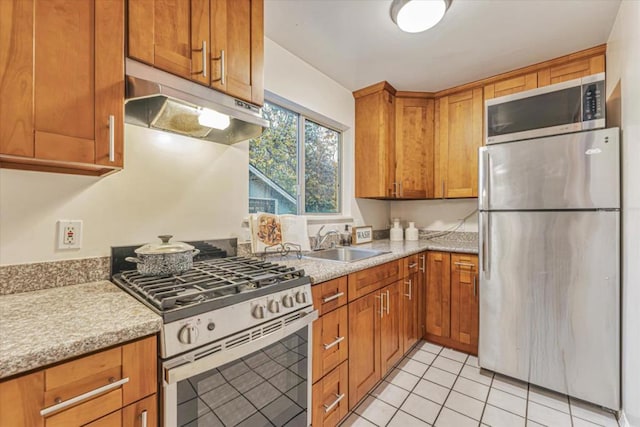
606,2,640,425
0,38,390,265
390,199,478,232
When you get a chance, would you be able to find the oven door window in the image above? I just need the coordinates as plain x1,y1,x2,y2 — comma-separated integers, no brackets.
176,328,309,427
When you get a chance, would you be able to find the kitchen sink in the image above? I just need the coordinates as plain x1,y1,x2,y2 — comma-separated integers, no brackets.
304,247,389,263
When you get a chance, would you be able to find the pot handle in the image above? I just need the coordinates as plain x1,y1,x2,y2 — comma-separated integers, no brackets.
125,257,143,265
191,249,201,257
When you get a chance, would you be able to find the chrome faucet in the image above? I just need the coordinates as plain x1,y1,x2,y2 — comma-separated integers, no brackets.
314,225,339,250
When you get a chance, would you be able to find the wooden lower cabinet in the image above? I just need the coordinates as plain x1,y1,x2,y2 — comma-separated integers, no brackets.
85,410,122,427
313,305,348,383
402,267,421,352
348,291,381,409
0,336,157,427
312,361,349,427
425,252,479,354
380,281,404,373
123,394,157,427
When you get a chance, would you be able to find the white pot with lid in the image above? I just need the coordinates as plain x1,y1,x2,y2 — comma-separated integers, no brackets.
125,235,200,276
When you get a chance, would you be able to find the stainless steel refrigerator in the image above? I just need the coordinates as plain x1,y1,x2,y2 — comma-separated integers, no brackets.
478,127,620,410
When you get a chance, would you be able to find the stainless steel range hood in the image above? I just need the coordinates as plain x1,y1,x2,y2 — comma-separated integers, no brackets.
125,59,268,144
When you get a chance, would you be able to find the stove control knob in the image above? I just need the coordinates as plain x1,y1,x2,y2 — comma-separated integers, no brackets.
282,295,295,308
295,291,308,304
178,324,199,345
252,305,266,319
268,300,280,313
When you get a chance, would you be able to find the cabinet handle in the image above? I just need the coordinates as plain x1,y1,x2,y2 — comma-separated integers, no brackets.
40,377,130,417
323,393,345,413
211,49,225,85
454,262,476,269
140,410,148,427
404,279,412,300
399,182,402,197
322,292,344,303
391,182,398,197
409,262,418,269
202,40,207,78
473,275,477,297
323,336,345,350
386,290,390,314
375,294,383,318
442,180,445,199
108,115,115,162
420,254,425,272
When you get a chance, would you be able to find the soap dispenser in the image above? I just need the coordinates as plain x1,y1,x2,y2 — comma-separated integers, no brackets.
390,218,404,241
405,222,419,241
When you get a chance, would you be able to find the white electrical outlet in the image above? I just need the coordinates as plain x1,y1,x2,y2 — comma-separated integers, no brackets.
57,220,83,249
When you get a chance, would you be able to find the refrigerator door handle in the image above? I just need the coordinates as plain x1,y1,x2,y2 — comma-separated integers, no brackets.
479,148,490,210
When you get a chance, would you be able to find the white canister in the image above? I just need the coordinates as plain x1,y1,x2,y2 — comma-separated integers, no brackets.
405,222,419,241
390,218,404,241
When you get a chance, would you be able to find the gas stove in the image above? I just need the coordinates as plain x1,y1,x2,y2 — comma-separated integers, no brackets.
111,239,313,358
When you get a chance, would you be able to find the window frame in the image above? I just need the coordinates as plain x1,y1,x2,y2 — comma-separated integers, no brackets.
250,91,347,216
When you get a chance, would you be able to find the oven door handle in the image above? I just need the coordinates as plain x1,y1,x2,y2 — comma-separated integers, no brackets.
164,309,318,385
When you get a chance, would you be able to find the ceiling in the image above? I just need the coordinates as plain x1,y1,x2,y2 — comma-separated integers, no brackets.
264,0,621,92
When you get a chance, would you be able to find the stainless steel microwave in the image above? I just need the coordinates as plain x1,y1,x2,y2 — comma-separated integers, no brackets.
485,72,605,144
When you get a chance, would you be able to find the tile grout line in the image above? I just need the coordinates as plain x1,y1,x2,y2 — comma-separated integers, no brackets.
477,368,495,425
431,348,470,425
382,343,441,426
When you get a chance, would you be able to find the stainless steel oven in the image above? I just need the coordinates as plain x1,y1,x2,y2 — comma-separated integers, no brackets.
163,308,317,427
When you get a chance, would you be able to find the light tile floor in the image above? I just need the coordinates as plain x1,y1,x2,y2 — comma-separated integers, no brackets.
339,340,619,427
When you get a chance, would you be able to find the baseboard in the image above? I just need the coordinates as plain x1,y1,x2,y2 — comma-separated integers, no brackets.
619,412,632,427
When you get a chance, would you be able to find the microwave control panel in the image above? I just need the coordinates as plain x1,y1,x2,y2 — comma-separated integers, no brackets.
582,79,605,122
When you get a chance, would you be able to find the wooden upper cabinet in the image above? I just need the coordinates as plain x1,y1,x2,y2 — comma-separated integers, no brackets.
434,87,483,198
450,254,479,350
354,83,396,198
211,0,264,105
538,54,605,86
128,0,197,80
484,73,537,100
425,252,451,338
0,0,124,176
127,0,264,106
395,96,435,198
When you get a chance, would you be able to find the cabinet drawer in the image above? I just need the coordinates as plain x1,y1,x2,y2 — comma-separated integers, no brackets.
348,260,401,301
312,305,348,383
45,389,122,427
312,361,349,427
404,254,420,277
312,276,348,315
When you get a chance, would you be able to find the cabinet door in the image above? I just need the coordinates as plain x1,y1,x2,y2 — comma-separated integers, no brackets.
0,0,34,158
312,361,349,427
313,305,349,384
434,88,483,198
211,0,264,105
85,410,122,427
538,54,605,86
450,254,479,351
425,252,451,338
418,252,427,338
402,270,421,353
128,0,194,79
1,0,123,173
348,292,381,409
122,336,157,406
484,73,537,100
123,394,157,427
354,87,395,198
0,371,44,427
395,96,434,198
380,281,404,373
348,260,401,302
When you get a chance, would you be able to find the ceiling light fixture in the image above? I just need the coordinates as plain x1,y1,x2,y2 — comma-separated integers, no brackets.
390,0,451,33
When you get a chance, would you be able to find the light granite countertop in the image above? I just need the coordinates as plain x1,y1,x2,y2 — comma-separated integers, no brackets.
0,280,162,379
273,236,478,284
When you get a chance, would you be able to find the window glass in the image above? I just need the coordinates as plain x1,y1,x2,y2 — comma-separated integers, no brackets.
304,120,340,214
